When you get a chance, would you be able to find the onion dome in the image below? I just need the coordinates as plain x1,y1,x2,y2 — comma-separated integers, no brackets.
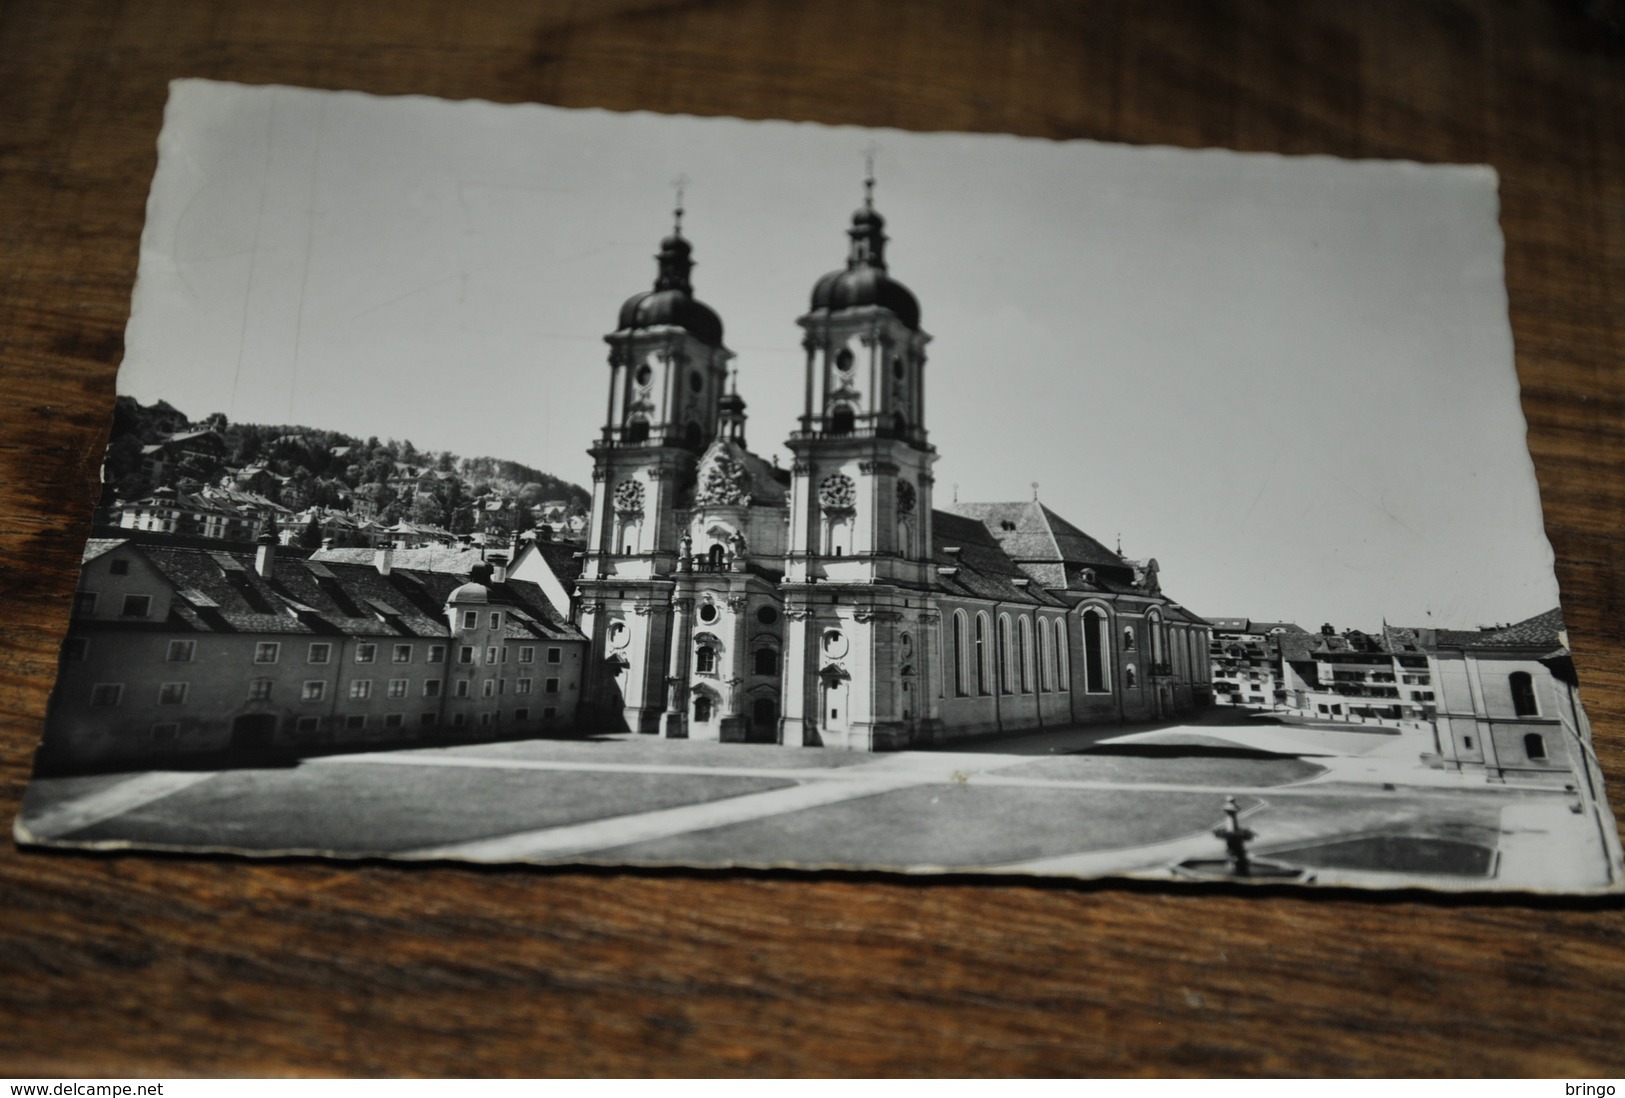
447,580,489,605
808,185,920,330
616,228,724,348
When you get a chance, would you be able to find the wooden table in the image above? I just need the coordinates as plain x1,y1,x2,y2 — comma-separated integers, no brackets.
3,0,1623,1077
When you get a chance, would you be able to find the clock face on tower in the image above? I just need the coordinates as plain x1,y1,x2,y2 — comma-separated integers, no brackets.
818,473,856,511
613,479,645,515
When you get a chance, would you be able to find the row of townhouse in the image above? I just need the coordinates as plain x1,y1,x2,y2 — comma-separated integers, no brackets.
43,535,588,771
1207,609,1591,788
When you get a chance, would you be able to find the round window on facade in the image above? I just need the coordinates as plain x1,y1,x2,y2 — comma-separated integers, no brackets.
823,629,848,658
892,355,905,379
835,348,855,374
608,621,630,649
689,370,704,393
756,606,779,626
634,363,653,387
697,602,719,624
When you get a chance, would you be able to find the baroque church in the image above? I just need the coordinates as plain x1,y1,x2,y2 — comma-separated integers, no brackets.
576,181,1213,750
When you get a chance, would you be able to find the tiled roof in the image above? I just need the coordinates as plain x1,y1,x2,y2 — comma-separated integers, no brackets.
97,544,582,642
947,501,1127,573
930,510,1065,606
311,545,487,573
522,538,586,584
1448,607,1566,651
82,538,127,563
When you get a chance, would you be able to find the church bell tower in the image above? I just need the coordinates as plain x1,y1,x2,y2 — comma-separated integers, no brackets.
579,196,733,733
778,169,940,751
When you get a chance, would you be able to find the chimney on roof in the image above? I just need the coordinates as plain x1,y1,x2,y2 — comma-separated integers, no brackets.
374,543,393,575
255,526,278,578
489,553,509,584
322,536,335,550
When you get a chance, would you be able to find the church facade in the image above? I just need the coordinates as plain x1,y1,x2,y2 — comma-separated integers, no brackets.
575,187,1212,750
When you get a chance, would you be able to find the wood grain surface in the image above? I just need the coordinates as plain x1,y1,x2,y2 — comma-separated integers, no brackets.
3,0,1624,1078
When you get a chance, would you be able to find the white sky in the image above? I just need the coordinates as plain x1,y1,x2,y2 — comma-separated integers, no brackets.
120,79,1561,631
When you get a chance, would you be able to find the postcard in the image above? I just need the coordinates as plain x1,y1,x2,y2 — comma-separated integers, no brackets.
17,79,1622,893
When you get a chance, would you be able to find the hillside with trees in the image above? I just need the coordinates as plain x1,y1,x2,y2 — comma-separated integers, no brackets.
102,396,590,539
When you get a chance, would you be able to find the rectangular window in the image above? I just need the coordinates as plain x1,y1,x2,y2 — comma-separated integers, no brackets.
385,713,404,729
248,679,272,702
501,646,509,663
388,679,408,699
63,638,89,662
255,642,280,664
393,644,413,664
166,639,196,662
515,708,529,722
547,647,562,664
355,643,377,664
543,707,558,720
158,682,188,705
545,677,560,694
296,716,320,733
462,611,478,630
455,680,470,698
519,646,535,664
482,680,496,698
428,645,445,663
480,712,495,727
486,646,499,665
452,712,467,729
121,594,152,618
349,680,373,700
150,722,178,744
74,592,97,616
302,680,326,702
345,715,366,731
308,643,332,664
423,679,442,698
109,559,130,576
90,683,123,708
420,713,437,728
489,612,502,630
517,678,533,696
459,646,475,665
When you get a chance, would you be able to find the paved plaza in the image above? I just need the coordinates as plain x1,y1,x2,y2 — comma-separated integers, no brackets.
16,708,1617,892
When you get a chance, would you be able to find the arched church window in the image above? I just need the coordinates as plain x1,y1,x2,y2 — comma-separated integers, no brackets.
892,354,906,379
828,405,855,436
695,644,716,674
694,695,712,723
1038,620,1055,692
1082,609,1107,693
1510,671,1538,717
685,422,703,449
754,647,779,676
953,610,970,697
1524,731,1547,760
707,544,726,570
688,369,704,392
998,615,1013,694
890,411,909,437
1055,618,1070,691
625,419,650,443
975,612,990,696
1018,617,1034,694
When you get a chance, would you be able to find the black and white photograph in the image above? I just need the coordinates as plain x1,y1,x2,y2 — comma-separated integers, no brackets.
16,78,1622,893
